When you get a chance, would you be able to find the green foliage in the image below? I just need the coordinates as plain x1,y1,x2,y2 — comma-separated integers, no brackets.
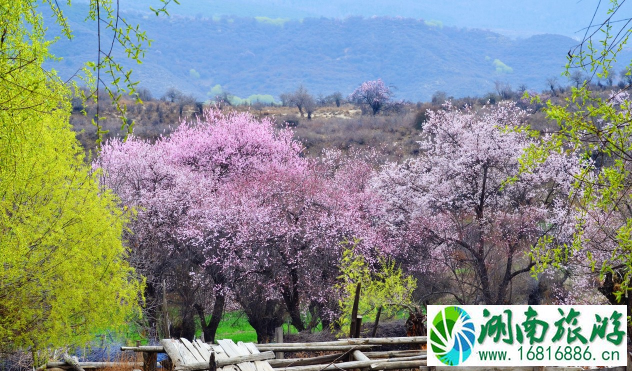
254,17,290,27
189,69,201,79
493,59,513,74
46,0,178,144
209,84,224,97
245,94,278,105
0,0,142,352
334,240,416,335
424,20,443,29
522,0,632,299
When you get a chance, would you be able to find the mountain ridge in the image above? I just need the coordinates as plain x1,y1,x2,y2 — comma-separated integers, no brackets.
47,6,632,102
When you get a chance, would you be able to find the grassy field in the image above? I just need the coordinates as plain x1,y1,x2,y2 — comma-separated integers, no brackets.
200,311,306,343
210,311,257,342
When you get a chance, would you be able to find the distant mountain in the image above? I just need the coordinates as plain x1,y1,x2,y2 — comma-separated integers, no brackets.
47,4,632,102
114,0,609,38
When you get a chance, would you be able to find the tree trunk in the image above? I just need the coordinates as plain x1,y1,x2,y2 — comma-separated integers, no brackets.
282,269,305,332
194,291,225,343
246,301,284,343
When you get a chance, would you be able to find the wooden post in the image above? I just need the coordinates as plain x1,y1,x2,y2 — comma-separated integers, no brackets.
135,341,143,364
354,316,363,339
143,352,157,371
350,283,361,338
371,307,382,337
275,326,284,360
209,353,216,371
162,280,170,339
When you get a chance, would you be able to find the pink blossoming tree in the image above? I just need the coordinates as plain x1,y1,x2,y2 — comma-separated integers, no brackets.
96,110,380,341
372,102,580,305
348,79,394,115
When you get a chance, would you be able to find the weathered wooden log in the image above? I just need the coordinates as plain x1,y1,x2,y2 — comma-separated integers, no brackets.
175,351,276,371
258,340,356,347
267,353,343,368
368,360,426,370
39,362,144,370
272,355,426,371
256,345,375,352
121,346,165,352
160,339,185,368
338,336,427,344
352,350,371,371
362,350,425,359
352,350,370,362
121,338,425,352
63,354,85,371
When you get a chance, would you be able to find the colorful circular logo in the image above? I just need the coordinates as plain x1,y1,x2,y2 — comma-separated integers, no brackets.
429,306,476,366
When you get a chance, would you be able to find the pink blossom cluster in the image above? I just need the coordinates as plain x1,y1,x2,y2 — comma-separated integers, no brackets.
96,109,381,332
95,100,621,330
371,101,582,304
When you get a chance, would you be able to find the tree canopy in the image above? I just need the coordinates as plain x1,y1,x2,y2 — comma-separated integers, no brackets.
0,0,143,353
522,0,632,303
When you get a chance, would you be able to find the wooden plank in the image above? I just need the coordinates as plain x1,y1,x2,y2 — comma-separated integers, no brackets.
194,340,212,361
63,353,85,371
236,342,256,355
243,343,260,355
253,360,276,371
218,339,243,358
176,352,275,371
235,361,257,371
181,338,205,363
219,352,275,367
232,342,258,371
212,344,230,362
161,339,186,368
177,341,201,365
256,345,375,352
220,365,240,371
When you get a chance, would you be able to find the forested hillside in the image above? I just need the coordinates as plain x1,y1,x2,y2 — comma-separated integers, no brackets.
48,4,626,102
115,0,603,38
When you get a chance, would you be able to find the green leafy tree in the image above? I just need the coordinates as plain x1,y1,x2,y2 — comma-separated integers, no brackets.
0,0,143,354
335,240,417,335
522,0,632,303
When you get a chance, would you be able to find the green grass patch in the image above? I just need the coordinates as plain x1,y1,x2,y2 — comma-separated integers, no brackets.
197,311,325,343
199,311,257,343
